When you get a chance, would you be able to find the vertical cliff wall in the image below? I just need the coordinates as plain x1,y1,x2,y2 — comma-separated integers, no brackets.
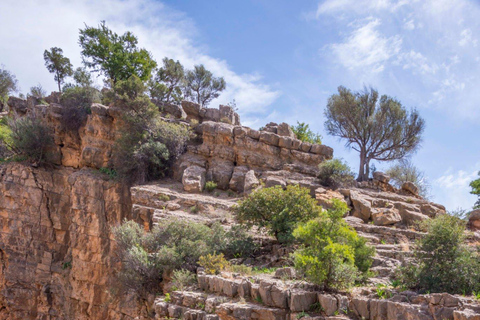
0,163,142,319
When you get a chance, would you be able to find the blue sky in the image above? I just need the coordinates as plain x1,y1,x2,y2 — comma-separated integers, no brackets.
0,0,479,211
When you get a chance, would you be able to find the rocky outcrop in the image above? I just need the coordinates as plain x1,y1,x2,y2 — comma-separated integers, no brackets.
8,98,121,169
339,188,445,225
0,163,143,319
181,101,240,125
468,209,480,231
176,121,333,191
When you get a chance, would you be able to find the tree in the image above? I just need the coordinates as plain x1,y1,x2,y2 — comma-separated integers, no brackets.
386,159,430,198
470,172,480,209
184,64,226,107
325,86,425,181
79,21,157,85
0,67,18,110
291,121,322,144
150,57,185,104
44,47,73,92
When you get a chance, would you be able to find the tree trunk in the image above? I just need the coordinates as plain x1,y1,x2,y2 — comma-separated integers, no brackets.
365,158,371,181
57,80,61,93
357,150,366,182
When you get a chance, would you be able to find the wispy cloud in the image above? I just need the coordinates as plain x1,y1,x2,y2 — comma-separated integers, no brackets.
0,0,280,117
329,19,402,73
434,167,478,211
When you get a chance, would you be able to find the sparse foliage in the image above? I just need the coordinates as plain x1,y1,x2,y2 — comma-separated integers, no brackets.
28,84,47,100
184,64,226,107
60,85,101,131
318,158,355,189
325,86,425,181
291,121,322,144
235,185,321,244
0,67,18,111
7,116,54,163
386,159,430,198
293,199,375,290
150,57,185,104
79,21,157,85
470,172,480,209
198,253,230,275
44,47,73,92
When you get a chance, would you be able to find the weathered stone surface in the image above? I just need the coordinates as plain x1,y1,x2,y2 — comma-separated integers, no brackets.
274,267,296,279
468,209,480,231
315,187,347,210
372,208,402,226
208,158,234,190
373,171,390,184
277,122,295,138
243,170,259,194
229,166,249,192
182,165,207,193
318,294,338,316
182,100,202,120
290,291,317,312
0,163,138,320
350,190,374,222
161,102,187,119
402,181,419,195
454,309,480,320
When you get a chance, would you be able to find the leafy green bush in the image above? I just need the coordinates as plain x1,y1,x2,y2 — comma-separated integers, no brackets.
60,86,101,131
291,121,322,144
0,117,13,160
198,253,230,275
223,225,258,258
397,214,480,294
235,185,321,244
205,181,217,192
318,158,355,189
293,199,375,290
110,76,190,183
7,116,54,163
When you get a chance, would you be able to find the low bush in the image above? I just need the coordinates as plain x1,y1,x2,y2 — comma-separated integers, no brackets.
60,86,101,131
291,121,322,144
198,253,230,275
112,218,254,298
171,269,196,291
318,158,355,189
397,214,480,294
293,199,375,290
7,116,54,163
235,185,321,244
205,181,217,192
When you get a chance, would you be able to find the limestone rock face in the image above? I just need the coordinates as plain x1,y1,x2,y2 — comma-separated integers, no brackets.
468,209,480,231
0,163,141,320
243,170,259,194
182,165,206,193
402,181,419,195
373,171,390,184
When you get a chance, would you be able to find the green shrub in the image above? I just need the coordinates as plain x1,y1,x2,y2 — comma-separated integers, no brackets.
60,86,101,131
110,76,190,183
0,117,13,160
224,225,258,258
291,121,322,144
228,264,253,275
8,116,54,163
198,253,230,275
293,199,375,290
318,158,355,189
171,269,196,291
28,84,47,101
98,167,117,179
205,181,217,192
397,214,480,294
235,185,321,244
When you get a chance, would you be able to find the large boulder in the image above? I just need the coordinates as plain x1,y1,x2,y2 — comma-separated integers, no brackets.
373,171,390,184
161,102,187,119
315,187,347,210
402,181,419,195
468,209,480,231
277,122,296,138
229,166,249,192
243,170,259,194
372,208,402,226
350,190,373,222
182,165,206,193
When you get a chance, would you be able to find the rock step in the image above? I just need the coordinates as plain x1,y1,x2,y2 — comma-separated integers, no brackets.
152,209,218,225
347,217,424,243
131,184,236,212
375,249,412,260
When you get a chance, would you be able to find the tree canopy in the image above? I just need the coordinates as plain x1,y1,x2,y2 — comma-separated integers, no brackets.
43,47,73,92
0,67,18,110
325,86,425,181
150,57,185,104
184,64,226,107
79,21,157,85
470,172,480,209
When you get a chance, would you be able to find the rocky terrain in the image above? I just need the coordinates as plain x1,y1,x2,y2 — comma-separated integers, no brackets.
0,95,479,319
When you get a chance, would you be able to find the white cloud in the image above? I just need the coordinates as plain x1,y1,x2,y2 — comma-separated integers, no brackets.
403,19,415,30
0,0,279,116
316,0,413,17
398,50,438,74
458,28,478,47
434,168,478,211
329,19,402,73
